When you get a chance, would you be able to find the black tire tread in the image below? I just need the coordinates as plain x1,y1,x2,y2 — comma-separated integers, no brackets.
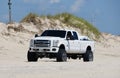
83,50,93,62
56,49,67,62
27,51,38,62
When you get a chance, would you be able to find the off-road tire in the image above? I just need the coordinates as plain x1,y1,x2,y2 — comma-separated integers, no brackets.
56,49,67,62
27,51,38,62
83,50,93,62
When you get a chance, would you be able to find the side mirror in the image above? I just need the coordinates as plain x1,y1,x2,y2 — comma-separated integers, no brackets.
66,36,74,40
35,34,39,38
66,37,70,40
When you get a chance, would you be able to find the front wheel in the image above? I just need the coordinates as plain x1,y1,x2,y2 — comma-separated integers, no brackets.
56,49,67,62
83,50,93,62
27,51,38,62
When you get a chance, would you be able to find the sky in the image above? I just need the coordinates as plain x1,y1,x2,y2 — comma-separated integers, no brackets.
0,0,120,35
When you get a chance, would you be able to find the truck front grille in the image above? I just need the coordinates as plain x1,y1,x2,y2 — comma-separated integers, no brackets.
34,40,50,47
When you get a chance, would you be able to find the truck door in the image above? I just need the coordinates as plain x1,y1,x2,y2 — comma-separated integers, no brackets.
72,31,80,53
66,31,75,53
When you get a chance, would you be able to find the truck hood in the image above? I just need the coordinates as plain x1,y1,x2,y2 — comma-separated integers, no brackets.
33,36,64,41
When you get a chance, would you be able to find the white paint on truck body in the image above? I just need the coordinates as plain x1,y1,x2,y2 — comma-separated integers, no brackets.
29,30,94,54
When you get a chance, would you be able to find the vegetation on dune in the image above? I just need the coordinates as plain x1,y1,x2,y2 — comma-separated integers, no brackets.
20,13,39,23
21,12,101,39
53,13,101,39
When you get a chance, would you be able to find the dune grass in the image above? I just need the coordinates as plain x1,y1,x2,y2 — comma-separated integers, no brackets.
21,12,101,39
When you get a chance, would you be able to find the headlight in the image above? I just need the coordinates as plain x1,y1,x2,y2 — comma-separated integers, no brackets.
30,39,34,47
53,40,59,47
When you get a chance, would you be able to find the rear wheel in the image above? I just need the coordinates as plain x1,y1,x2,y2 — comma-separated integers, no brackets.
83,50,93,62
56,49,67,62
27,51,38,62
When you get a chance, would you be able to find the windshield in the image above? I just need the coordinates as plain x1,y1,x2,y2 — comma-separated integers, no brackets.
41,30,66,38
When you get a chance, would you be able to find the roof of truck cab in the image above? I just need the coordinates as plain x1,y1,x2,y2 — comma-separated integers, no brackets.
46,29,76,32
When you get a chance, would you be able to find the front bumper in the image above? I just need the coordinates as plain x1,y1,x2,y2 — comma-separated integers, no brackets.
29,47,59,53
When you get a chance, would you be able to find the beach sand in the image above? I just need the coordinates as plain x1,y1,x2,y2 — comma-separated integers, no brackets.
0,23,120,78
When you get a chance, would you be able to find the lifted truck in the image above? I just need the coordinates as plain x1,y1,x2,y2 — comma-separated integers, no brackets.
27,30,94,62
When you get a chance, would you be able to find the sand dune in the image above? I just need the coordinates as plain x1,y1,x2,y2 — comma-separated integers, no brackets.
0,23,120,78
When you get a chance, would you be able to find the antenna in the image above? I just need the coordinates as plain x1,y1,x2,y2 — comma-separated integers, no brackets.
8,0,12,24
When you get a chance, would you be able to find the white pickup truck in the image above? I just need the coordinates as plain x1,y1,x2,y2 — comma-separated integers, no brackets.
27,30,94,62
